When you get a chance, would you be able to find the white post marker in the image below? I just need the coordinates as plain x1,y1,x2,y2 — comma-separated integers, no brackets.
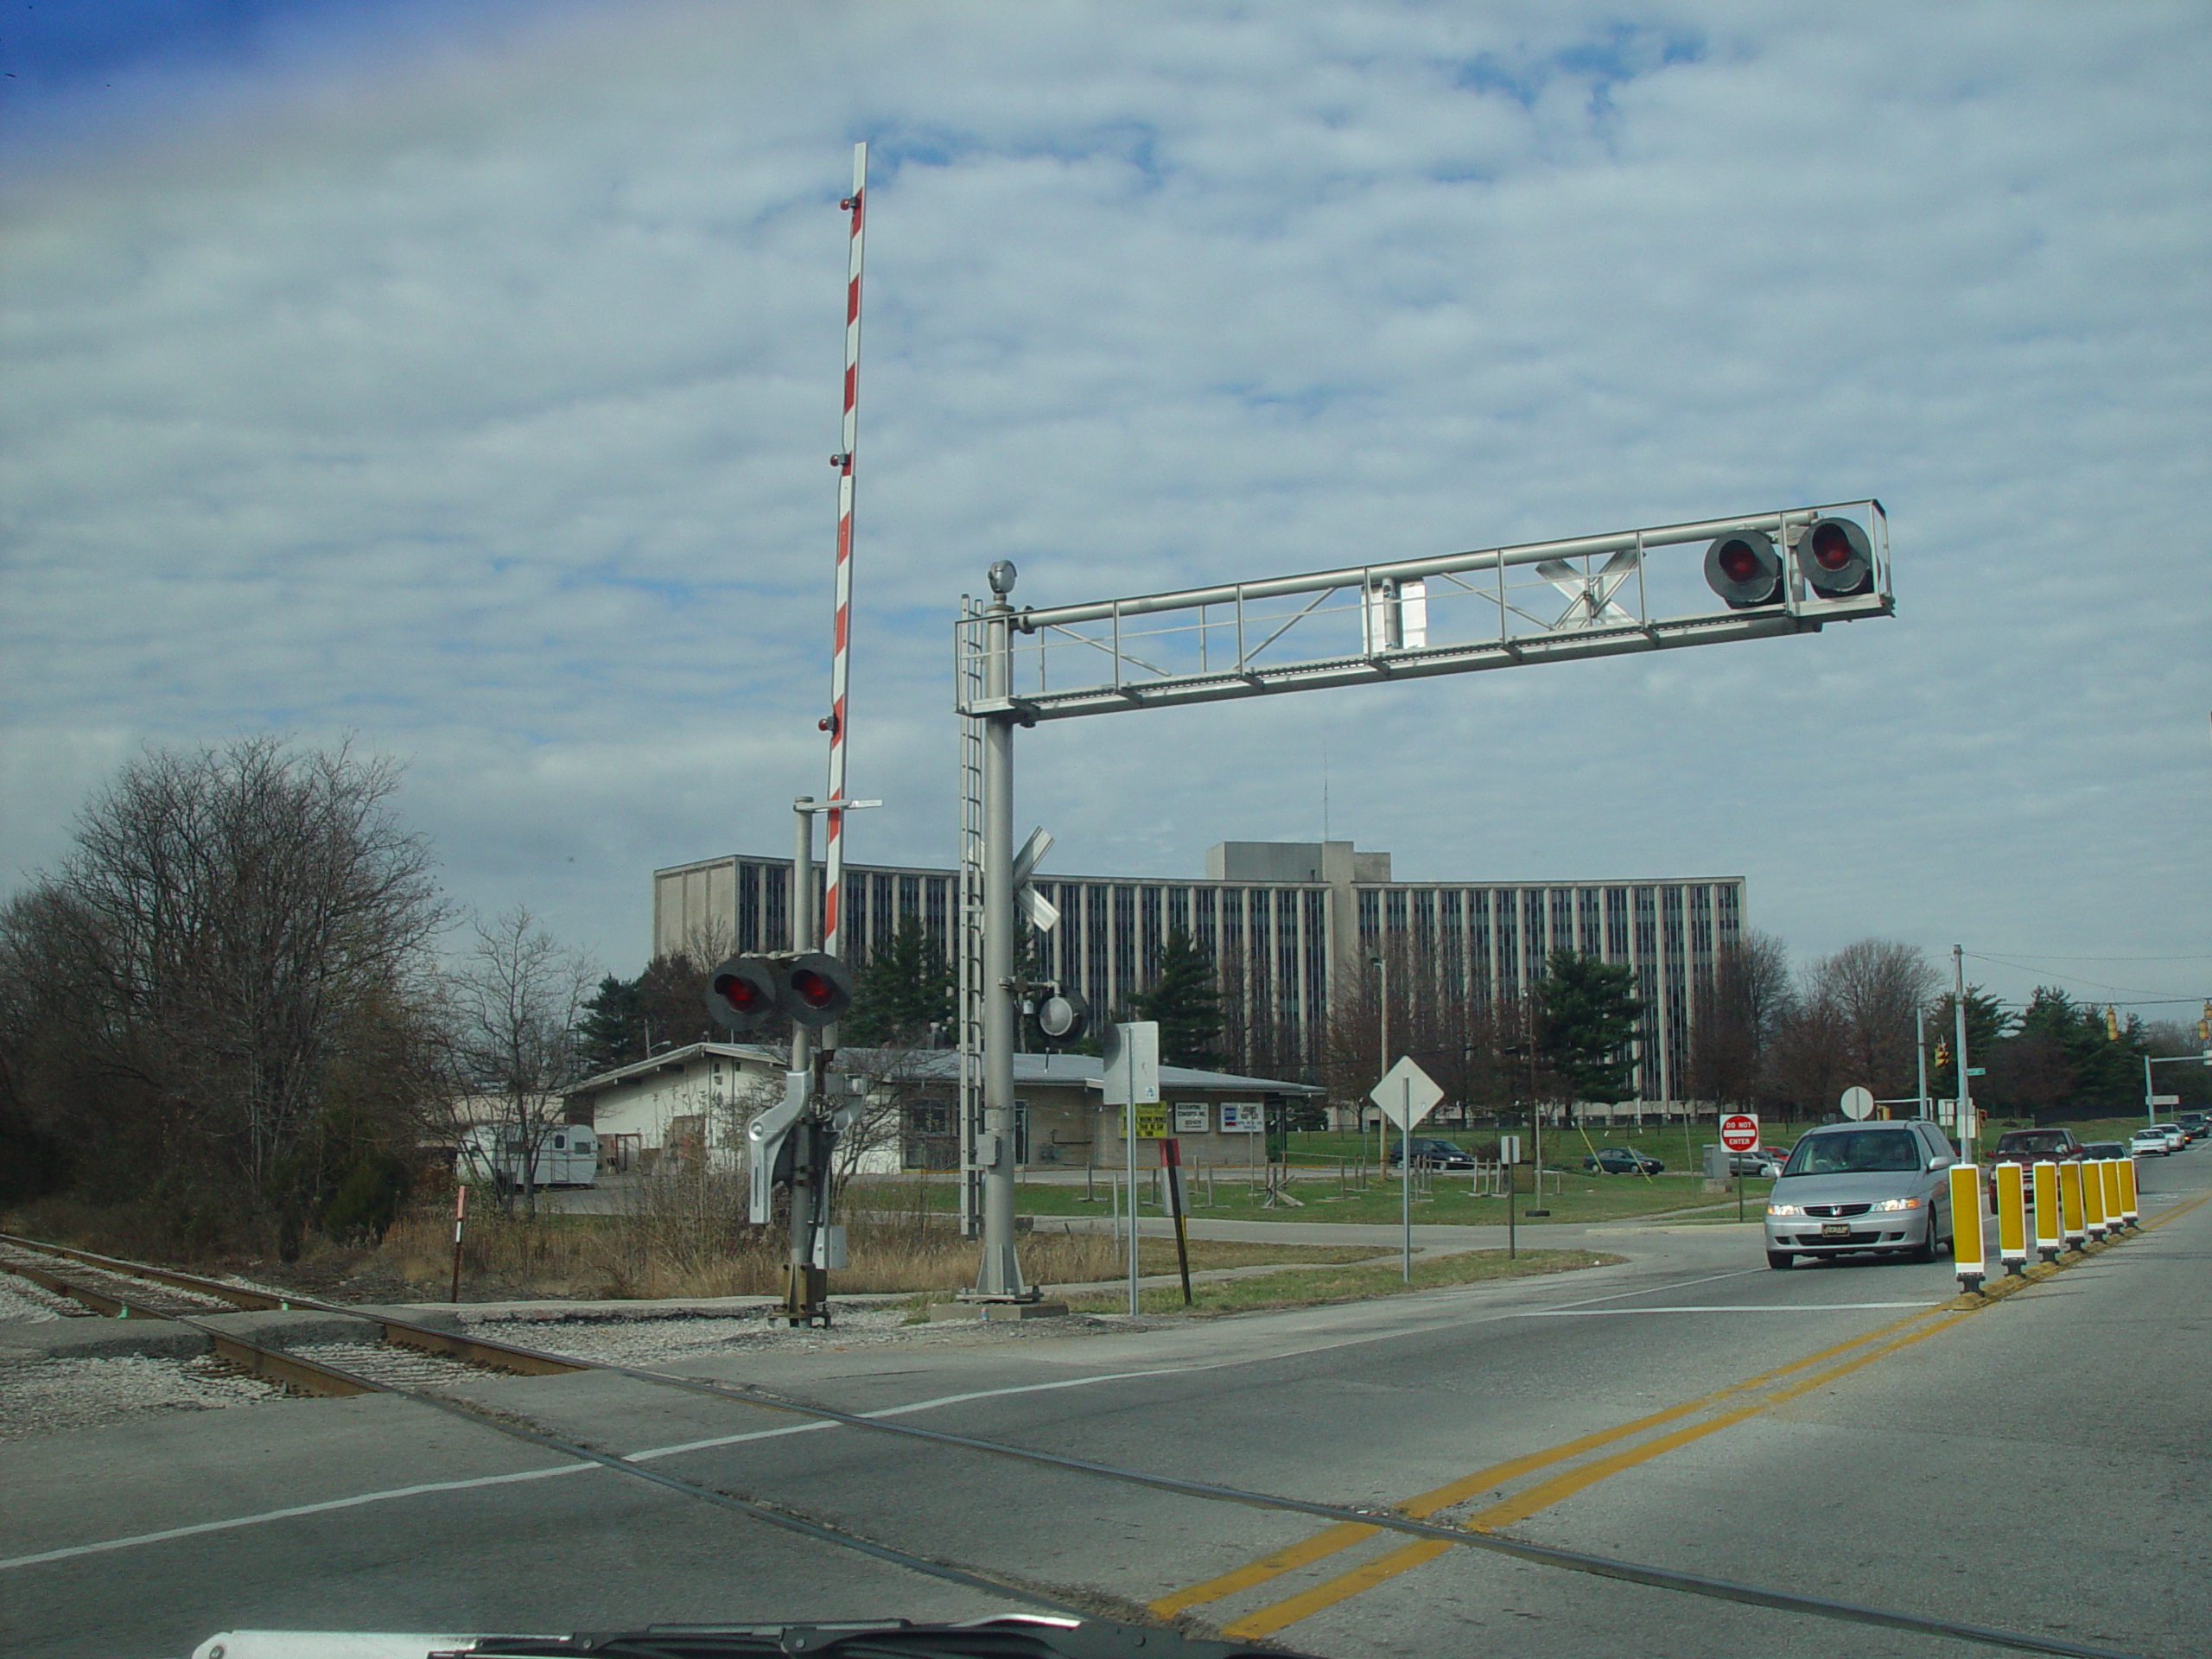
1371,1057,1444,1281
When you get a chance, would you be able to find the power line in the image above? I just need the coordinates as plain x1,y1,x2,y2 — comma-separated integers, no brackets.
1962,952,2205,1002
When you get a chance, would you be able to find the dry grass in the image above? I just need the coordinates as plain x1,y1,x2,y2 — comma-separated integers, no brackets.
371,1171,1169,1301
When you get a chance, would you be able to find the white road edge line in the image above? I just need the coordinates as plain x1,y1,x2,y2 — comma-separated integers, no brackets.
0,1365,1203,1573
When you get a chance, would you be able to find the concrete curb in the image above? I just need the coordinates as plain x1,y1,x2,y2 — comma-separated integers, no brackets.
0,1318,207,1363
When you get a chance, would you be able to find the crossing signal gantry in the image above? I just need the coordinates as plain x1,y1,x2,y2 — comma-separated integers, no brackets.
953,500,1894,1301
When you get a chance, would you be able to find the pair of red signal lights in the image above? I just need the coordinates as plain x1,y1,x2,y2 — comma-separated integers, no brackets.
704,950,855,1033
1703,517,1875,610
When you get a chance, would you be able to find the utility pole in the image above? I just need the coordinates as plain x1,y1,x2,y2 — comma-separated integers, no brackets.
1953,944,1974,1160
1915,1006,1929,1118
1372,953,1389,1171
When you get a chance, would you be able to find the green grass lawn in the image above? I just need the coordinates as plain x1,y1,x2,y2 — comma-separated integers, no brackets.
1058,1247,1619,1316
849,1167,1772,1229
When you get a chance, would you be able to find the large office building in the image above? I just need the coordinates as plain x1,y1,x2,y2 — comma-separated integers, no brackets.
652,842,1742,1107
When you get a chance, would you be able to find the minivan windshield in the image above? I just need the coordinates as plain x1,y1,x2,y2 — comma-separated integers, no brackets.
1783,1129,1922,1176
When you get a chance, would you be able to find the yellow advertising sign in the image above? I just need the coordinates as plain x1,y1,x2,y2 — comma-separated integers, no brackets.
1133,1103,1169,1141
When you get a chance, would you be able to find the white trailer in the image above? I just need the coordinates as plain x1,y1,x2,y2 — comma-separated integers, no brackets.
459,1122,599,1189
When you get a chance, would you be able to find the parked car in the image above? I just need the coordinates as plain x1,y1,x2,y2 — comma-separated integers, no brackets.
1764,1120,1953,1269
1388,1136,1477,1170
1583,1147,1663,1175
1984,1128,2083,1208
2128,1128,2171,1157
1727,1148,1783,1178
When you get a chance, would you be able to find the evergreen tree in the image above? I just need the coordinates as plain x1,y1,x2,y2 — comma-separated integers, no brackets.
1129,928,1223,1069
843,917,955,1046
1535,950,1644,1106
575,974,645,1073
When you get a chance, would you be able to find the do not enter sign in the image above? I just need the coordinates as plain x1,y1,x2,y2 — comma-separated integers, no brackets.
1720,1113,1761,1153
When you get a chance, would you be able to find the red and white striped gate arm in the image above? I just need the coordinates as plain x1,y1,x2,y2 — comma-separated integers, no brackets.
822,141,866,960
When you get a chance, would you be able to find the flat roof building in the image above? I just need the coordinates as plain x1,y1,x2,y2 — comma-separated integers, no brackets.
653,842,1741,1107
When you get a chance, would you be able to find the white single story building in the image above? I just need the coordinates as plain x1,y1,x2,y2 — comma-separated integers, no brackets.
562,1043,1319,1176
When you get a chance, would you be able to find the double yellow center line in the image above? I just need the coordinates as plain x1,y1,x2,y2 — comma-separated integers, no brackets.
1161,1185,2212,1641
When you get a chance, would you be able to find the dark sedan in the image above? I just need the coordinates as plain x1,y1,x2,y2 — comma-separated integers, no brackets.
1387,1136,1478,1169
1583,1147,1663,1175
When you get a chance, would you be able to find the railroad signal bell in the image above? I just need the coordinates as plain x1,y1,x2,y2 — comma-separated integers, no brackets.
703,951,855,1033
1704,517,1874,608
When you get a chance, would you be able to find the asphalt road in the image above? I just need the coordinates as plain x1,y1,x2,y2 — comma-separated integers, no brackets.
4,1154,2207,1659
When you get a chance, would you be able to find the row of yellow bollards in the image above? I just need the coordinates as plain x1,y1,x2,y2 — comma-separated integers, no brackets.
1946,1157,2138,1293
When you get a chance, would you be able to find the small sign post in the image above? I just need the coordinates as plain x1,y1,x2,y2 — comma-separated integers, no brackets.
1720,1113,1760,1222
1370,1057,1445,1281
1103,1021,1161,1317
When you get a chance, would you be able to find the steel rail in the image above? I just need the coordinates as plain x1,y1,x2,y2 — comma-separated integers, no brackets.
0,1233,585,1378
0,1233,2143,1657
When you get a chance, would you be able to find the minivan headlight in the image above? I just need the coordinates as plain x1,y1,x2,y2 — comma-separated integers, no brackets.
1766,1203,1802,1217
1873,1196,1923,1211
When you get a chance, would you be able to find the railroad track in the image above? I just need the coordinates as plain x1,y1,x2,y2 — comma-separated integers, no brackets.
0,1231,2146,1659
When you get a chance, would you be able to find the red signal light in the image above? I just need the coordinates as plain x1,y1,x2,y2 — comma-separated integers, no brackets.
790,968,836,1010
1716,540,1764,583
1809,522,1855,571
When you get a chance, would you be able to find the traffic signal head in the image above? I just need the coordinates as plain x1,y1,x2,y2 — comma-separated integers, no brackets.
705,957,782,1033
1795,517,1874,598
703,952,855,1033
1702,529,1783,608
782,952,855,1028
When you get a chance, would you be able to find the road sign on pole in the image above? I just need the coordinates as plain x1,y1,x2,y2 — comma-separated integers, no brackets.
1720,1114,1761,1153
1840,1086,1875,1122
1369,1058,1442,1283
1370,1057,1444,1129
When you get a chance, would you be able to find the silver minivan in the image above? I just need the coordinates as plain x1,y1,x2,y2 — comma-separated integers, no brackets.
1763,1120,1954,1269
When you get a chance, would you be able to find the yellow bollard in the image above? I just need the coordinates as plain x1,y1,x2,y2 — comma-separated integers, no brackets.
1993,1160,2028,1274
2031,1160,2063,1262
2058,1159,2087,1251
2101,1158,2126,1231
2082,1157,2107,1242
2119,1156,2139,1228
1948,1163,1986,1291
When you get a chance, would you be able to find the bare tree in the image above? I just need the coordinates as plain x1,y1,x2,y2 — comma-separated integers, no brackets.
1808,938,1940,1103
1686,931,1794,1109
0,738,447,1255
447,906,596,1218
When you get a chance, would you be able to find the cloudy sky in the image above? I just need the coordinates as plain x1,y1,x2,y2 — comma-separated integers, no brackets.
3,1,2206,1016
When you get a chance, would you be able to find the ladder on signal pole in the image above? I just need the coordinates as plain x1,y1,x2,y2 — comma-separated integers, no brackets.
956,597,988,1238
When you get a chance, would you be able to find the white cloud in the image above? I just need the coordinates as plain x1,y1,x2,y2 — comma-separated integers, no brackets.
1,1,2206,1013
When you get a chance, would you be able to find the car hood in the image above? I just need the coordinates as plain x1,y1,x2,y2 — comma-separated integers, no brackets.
1771,1170,1937,1205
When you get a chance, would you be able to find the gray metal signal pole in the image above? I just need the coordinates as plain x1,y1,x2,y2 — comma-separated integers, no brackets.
974,574,1027,1299
957,502,1894,1302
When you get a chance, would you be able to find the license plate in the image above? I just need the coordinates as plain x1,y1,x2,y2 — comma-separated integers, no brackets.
1821,1222,1852,1238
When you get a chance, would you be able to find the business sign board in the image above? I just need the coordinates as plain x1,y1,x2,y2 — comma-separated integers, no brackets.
1219,1101,1264,1133
1132,1104,1169,1140
1173,1103,1210,1135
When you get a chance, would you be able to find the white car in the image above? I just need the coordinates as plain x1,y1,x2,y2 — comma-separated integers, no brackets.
2130,1128,2171,1157
2151,1123,2188,1152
